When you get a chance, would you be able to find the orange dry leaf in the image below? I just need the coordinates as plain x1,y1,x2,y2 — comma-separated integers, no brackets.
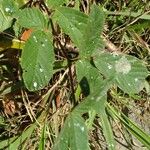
21,29,33,41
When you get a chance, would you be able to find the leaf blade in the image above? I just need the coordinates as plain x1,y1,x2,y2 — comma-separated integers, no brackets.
53,113,89,150
53,6,88,48
94,52,149,94
17,7,48,29
21,30,54,91
81,5,105,57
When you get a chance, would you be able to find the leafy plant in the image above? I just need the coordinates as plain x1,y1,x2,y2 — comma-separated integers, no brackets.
0,0,150,150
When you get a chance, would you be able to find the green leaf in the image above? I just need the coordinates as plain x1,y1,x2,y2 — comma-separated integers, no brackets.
121,114,150,149
108,104,150,149
38,124,46,150
81,5,105,57
0,0,16,31
9,124,36,150
2,0,17,15
75,58,116,150
15,0,26,7
0,9,12,32
53,113,89,150
0,116,5,126
69,113,89,150
105,10,150,20
74,94,116,150
75,59,115,149
75,59,112,113
17,7,48,29
86,110,97,129
0,123,36,149
21,30,54,91
53,5,105,57
53,122,69,150
47,0,67,9
94,51,149,94
53,6,88,48
99,110,115,150
76,59,104,96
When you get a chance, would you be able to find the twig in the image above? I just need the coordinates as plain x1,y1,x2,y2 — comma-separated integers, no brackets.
50,19,76,104
41,68,69,104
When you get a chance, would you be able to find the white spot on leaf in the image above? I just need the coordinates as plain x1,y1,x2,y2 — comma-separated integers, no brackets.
39,68,43,72
70,25,74,30
115,56,131,74
42,43,45,47
96,96,102,102
5,7,10,12
80,126,85,132
5,7,12,13
108,144,115,148
128,83,131,86
74,123,80,127
74,123,85,132
33,36,37,43
45,75,48,79
136,80,144,92
91,97,94,100
78,60,82,63
65,140,68,143
33,82,37,88
107,63,112,69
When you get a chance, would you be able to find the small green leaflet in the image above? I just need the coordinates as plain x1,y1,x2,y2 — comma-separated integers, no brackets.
0,0,17,31
0,9,12,32
53,113,89,150
38,124,46,150
52,6,88,49
74,94,115,150
47,0,67,9
2,0,18,16
76,59,104,96
108,104,150,149
75,60,116,150
17,7,48,29
81,5,105,57
53,5,105,58
99,110,115,150
0,123,36,149
94,51,149,94
21,30,54,91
